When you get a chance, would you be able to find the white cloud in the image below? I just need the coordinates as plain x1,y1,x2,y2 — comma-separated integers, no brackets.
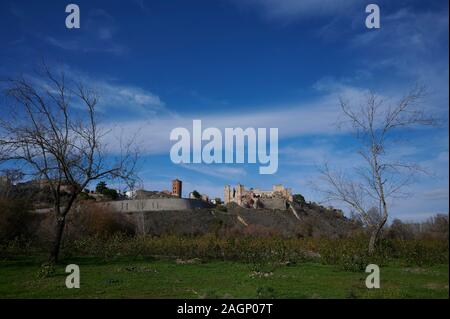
43,65,166,115
422,188,449,201
101,98,342,154
180,164,247,180
95,82,165,114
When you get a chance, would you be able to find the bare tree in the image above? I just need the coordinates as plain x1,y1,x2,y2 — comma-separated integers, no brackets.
0,168,24,198
319,86,435,254
0,66,139,262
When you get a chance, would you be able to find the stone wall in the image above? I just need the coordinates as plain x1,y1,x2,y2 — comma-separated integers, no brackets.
98,198,211,213
259,198,289,210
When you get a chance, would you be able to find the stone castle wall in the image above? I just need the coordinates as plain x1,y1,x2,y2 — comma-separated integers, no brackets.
98,198,211,213
259,198,289,210
224,183,293,209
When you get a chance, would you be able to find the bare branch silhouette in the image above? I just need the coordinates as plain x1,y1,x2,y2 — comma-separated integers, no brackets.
318,87,435,254
0,65,140,262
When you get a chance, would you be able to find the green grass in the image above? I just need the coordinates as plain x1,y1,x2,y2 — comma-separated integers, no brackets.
0,256,448,299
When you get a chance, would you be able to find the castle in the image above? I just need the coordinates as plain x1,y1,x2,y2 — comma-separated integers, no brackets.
224,184,293,209
99,179,212,213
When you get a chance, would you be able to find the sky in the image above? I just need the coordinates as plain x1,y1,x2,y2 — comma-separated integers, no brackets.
0,0,448,221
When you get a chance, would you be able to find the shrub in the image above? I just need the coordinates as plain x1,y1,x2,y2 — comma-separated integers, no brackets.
392,239,449,266
66,204,135,239
215,205,227,212
0,198,35,242
36,262,56,278
317,237,370,271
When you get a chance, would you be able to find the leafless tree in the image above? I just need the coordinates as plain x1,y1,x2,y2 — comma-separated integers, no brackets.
319,86,435,254
0,168,23,198
0,65,139,262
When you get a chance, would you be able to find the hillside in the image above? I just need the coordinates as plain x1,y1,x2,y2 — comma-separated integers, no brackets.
127,201,360,238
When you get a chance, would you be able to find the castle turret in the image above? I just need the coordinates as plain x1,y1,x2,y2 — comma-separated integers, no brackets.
172,179,182,198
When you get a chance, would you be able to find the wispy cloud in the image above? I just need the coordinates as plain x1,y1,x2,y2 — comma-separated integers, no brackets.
94,81,165,114
43,35,126,55
422,188,449,201
47,65,166,116
232,0,361,20
101,96,344,154
350,7,449,113
101,79,443,156
41,8,127,55
180,164,247,180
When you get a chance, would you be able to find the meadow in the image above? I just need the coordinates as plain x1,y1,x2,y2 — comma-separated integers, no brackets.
0,255,448,299
0,235,448,299
1,202,448,299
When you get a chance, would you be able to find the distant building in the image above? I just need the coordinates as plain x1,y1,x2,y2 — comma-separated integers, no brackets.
18,178,77,193
125,190,136,199
135,189,175,199
187,190,210,203
224,183,293,209
172,179,182,198
131,179,184,200
161,189,172,196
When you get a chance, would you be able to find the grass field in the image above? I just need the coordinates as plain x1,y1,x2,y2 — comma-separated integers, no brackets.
0,256,448,299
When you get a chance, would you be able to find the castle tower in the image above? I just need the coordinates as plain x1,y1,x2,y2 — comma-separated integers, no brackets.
172,179,182,198
224,185,232,204
235,183,245,206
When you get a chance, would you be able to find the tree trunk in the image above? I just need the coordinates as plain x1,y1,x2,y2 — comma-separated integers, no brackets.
368,216,388,255
48,192,79,263
49,212,66,263
368,229,378,255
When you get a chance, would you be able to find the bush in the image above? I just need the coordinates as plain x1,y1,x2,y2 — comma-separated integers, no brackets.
392,239,449,266
1,215,448,268
0,198,35,242
66,204,135,239
215,205,227,212
317,237,369,271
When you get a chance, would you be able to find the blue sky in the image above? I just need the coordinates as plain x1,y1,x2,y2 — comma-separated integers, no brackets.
0,0,448,221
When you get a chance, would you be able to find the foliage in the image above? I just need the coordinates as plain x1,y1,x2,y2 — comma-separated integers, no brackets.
95,182,108,194
292,194,306,204
192,190,201,199
52,234,448,269
102,188,119,200
214,205,227,212
36,262,56,278
95,182,119,200
0,198,35,242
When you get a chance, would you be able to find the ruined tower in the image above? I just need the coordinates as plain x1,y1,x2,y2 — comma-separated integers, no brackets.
235,183,245,206
172,179,182,198
224,185,232,204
